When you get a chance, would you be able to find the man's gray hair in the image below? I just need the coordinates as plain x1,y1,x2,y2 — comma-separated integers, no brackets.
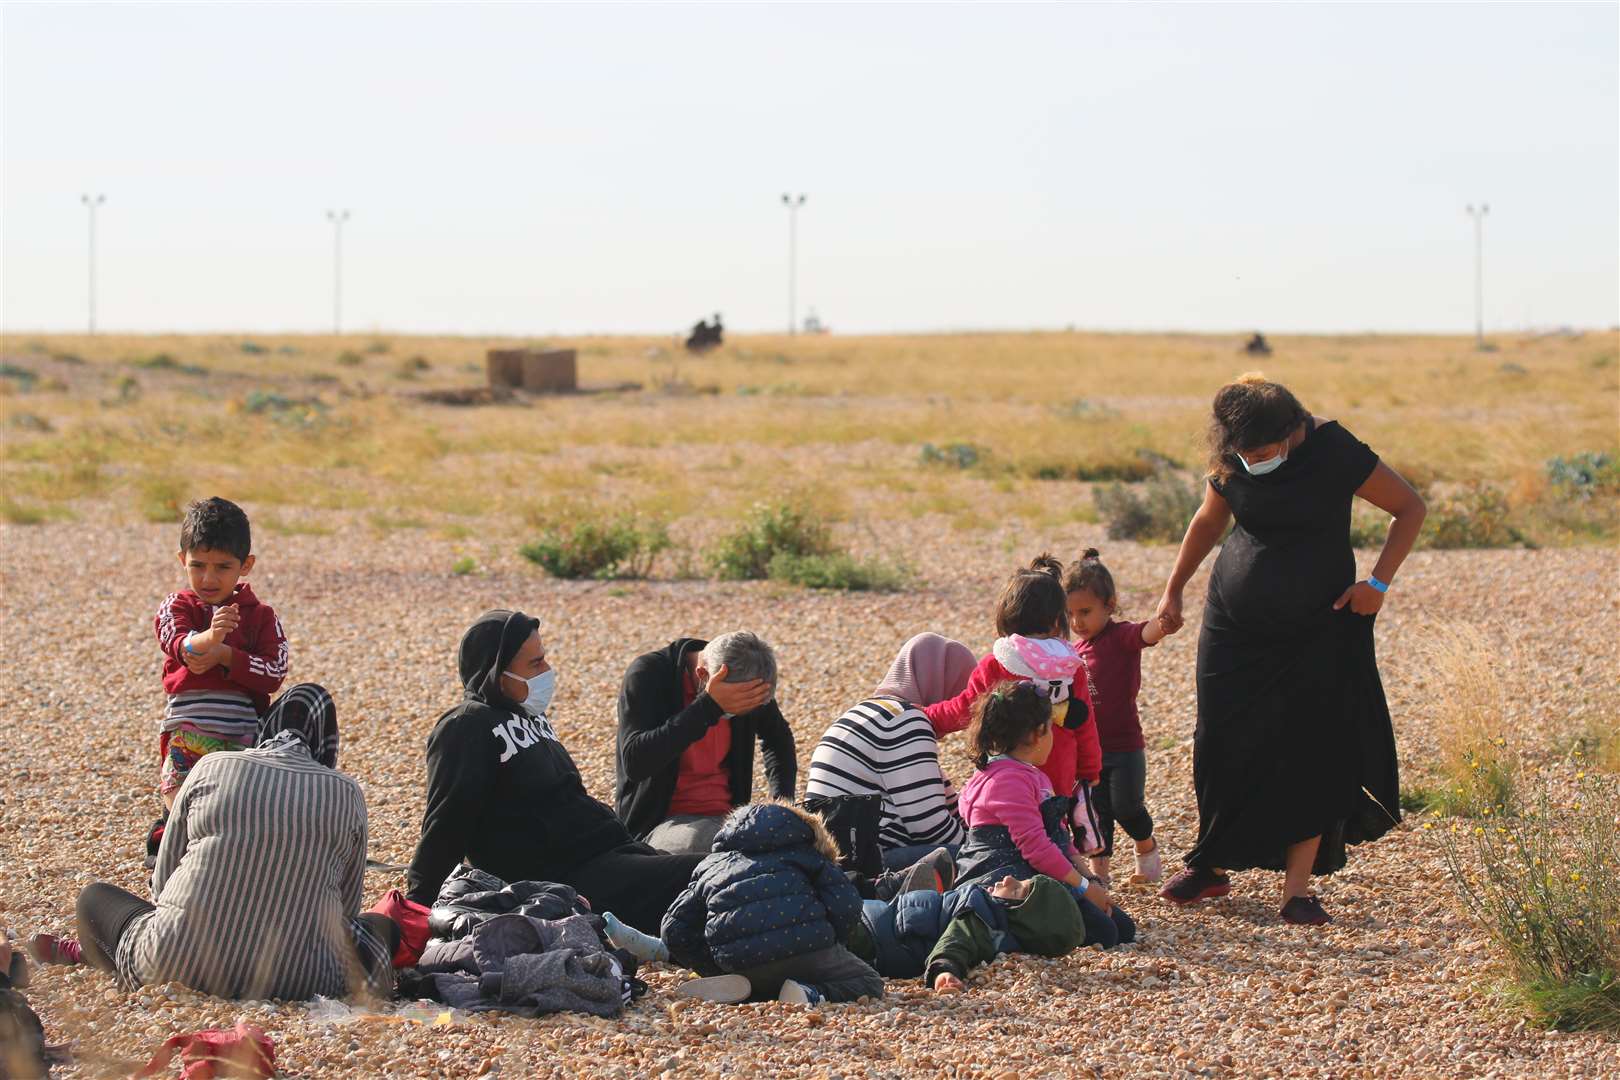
700,631,778,686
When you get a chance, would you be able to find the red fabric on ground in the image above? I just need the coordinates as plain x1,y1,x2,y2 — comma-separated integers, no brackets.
136,1021,274,1079
368,889,431,968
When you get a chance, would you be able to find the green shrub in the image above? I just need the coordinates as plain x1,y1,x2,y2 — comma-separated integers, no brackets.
1048,398,1119,420
131,353,205,375
0,363,37,390
766,551,909,592
394,356,431,380
451,556,478,576
1546,453,1619,500
240,340,269,355
336,351,365,366
0,497,47,525
1439,769,1620,1032
520,513,670,580
1348,504,1389,548
241,391,329,428
6,412,53,433
1093,472,1201,543
365,339,392,355
1027,453,1159,483
1423,485,1530,549
709,502,832,580
139,476,189,523
919,442,982,469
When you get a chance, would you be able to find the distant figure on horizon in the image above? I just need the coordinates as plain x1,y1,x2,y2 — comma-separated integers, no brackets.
686,314,724,353
1244,332,1272,356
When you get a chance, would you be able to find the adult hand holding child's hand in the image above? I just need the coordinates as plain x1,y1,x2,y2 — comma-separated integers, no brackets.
705,664,772,717
1155,589,1184,635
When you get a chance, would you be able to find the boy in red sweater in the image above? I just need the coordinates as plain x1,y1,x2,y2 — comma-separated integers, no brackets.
153,498,288,807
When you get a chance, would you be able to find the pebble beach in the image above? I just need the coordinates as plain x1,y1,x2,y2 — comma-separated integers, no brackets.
2,518,1617,1079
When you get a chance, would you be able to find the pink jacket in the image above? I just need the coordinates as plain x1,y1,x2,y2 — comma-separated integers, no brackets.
958,757,1076,882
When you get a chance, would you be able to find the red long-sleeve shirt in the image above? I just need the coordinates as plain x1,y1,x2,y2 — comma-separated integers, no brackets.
155,583,288,732
923,650,1101,790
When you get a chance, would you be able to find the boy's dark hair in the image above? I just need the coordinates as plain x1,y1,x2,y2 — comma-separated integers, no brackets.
969,680,1052,768
1062,547,1116,608
994,553,1069,638
179,497,252,561
1207,372,1307,482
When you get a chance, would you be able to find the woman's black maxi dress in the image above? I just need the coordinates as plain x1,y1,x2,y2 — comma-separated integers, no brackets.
1187,420,1401,875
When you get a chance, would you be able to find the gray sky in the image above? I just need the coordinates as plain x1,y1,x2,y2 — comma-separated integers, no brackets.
3,2,1616,335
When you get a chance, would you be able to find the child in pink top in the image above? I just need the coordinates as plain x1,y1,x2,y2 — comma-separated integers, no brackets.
1065,548,1179,886
953,682,1135,948
923,555,1105,854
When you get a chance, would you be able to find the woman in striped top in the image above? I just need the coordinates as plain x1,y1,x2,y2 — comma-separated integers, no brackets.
805,634,978,870
71,686,395,1001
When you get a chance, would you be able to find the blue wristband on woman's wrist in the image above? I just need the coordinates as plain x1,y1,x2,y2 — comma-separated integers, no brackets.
1367,576,1389,593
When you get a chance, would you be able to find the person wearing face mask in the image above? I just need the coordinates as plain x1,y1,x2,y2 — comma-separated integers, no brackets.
405,610,706,933
1153,373,1426,925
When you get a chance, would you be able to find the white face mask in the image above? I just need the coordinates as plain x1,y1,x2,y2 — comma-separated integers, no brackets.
503,667,556,715
1239,448,1287,476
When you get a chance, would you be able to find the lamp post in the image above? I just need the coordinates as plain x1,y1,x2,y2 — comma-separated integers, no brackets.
781,193,806,334
80,194,106,334
1465,203,1488,350
326,209,351,335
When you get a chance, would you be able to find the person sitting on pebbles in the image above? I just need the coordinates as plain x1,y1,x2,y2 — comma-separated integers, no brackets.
407,610,706,934
40,690,399,1002
615,633,797,856
849,873,1086,993
660,801,882,1006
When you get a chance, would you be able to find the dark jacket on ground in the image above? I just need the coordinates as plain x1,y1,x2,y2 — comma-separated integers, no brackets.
427,866,593,941
851,875,1083,983
661,803,861,975
406,610,634,905
616,638,798,840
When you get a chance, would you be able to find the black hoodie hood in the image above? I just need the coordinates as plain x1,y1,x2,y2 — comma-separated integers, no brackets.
459,609,541,709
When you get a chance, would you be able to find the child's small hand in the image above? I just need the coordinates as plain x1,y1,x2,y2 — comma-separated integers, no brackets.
932,972,964,993
209,605,241,639
1157,614,1180,638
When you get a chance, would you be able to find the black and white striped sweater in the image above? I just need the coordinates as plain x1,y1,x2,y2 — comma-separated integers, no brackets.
804,697,966,852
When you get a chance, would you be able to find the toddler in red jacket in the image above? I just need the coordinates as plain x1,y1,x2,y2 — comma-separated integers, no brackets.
154,498,288,806
923,554,1106,856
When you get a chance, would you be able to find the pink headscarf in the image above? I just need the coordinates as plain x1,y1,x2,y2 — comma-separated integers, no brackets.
874,633,977,707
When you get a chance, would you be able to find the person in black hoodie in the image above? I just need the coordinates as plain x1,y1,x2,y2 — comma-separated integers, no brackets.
406,610,705,934
616,633,797,854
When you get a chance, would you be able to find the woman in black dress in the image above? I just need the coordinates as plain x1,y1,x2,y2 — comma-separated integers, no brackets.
1154,374,1426,925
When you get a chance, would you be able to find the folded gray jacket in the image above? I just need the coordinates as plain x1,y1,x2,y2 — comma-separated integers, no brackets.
414,912,624,1018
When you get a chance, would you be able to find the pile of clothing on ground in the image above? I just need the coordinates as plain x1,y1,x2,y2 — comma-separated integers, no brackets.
390,867,644,1019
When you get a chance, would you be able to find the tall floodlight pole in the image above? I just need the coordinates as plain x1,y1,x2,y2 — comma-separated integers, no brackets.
326,209,351,334
80,194,106,334
781,193,806,334
1465,203,1489,350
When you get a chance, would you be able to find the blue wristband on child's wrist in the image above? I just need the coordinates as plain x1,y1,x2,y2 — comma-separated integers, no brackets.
183,633,200,655
1367,576,1389,593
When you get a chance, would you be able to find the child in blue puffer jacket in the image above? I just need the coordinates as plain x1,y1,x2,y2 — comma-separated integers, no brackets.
661,801,882,1005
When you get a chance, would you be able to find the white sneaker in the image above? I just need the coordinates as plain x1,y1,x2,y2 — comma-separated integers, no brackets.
1132,846,1163,884
777,979,823,1006
677,974,751,1003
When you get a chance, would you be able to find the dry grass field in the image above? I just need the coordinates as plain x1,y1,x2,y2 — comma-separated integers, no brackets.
1,330,1617,1078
